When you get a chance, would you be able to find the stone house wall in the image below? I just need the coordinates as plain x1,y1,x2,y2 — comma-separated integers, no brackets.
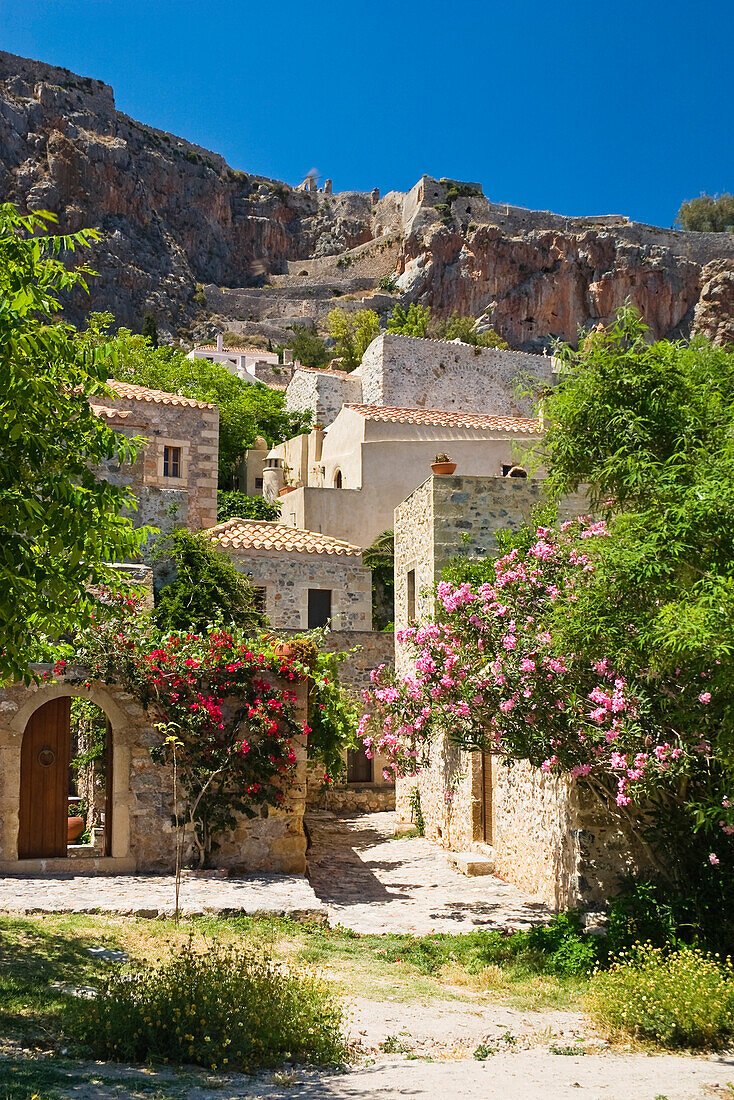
285,368,362,426
391,472,650,909
359,333,554,417
396,744,654,910
94,385,219,534
224,548,373,632
0,670,308,875
394,475,587,662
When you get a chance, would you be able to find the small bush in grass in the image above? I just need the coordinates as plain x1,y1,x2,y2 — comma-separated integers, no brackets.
587,944,734,1049
69,940,347,1070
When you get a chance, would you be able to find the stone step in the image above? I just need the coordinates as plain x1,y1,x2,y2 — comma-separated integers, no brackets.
448,847,496,876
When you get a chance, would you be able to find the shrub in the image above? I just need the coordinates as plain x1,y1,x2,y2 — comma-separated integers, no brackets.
217,491,280,522
587,944,734,1048
70,940,347,1070
676,193,734,232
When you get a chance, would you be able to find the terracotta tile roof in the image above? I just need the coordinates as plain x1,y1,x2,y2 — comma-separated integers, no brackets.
207,519,362,557
197,345,274,356
90,403,146,427
343,405,542,433
108,380,217,410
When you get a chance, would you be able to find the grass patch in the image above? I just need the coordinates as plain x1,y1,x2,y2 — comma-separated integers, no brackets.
0,911,593,1053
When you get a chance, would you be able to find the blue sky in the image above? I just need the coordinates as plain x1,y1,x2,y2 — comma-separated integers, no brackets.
2,0,731,227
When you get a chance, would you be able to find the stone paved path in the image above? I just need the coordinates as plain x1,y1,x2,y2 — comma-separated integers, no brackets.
0,871,326,920
305,810,552,933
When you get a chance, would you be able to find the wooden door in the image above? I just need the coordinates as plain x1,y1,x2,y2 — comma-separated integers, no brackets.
18,697,71,859
481,752,493,845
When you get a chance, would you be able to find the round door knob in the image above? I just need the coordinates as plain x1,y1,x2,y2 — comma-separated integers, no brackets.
37,745,56,767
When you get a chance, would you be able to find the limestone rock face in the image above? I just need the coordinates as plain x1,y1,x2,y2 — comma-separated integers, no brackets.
0,52,372,333
692,261,734,347
3,51,734,347
397,218,725,351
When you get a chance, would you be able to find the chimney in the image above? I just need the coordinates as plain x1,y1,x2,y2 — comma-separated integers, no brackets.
216,332,223,352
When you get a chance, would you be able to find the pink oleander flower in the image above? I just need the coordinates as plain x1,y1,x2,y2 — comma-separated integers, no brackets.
699,692,711,704
709,853,720,866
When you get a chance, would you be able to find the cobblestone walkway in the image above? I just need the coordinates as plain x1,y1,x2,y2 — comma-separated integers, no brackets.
305,811,552,934
0,872,326,920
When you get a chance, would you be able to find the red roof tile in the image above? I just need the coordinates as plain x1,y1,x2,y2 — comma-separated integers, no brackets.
90,403,146,427
206,520,362,557
196,345,275,356
343,405,541,433
108,380,217,410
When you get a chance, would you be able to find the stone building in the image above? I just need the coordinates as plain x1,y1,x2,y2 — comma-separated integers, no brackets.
206,519,373,631
391,473,651,910
283,333,555,423
0,670,308,875
270,408,542,548
93,380,219,535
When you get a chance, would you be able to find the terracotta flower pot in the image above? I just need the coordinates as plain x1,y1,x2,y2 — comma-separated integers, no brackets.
67,816,85,843
278,485,295,496
431,461,457,476
274,642,297,660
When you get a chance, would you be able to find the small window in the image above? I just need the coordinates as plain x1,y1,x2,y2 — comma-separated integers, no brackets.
255,477,264,490
334,469,343,488
308,588,332,629
163,445,182,478
347,746,373,784
407,569,416,621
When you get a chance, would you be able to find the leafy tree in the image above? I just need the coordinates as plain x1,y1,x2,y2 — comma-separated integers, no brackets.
363,529,395,630
285,323,329,369
80,315,310,484
141,311,158,347
0,204,148,681
152,528,264,634
431,311,509,349
676,193,734,233
217,491,280,522
387,303,431,337
327,308,380,371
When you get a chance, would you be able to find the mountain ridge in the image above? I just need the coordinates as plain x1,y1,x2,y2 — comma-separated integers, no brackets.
1,49,733,349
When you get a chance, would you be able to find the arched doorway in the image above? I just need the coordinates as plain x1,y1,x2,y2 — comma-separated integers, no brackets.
18,696,112,860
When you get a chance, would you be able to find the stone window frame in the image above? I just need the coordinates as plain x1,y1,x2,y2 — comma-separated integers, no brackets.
150,438,191,486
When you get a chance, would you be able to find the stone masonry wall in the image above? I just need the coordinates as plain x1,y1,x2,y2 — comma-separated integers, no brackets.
394,475,588,641
285,368,362,427
225,549,373,631
359,333,554,417
0,671,308,875
396,740,654,910
97,392,219,533
391,473,646,909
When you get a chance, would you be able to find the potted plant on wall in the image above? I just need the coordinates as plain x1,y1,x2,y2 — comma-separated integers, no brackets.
278,461,297,496
431,453,457,476
67,799,86,843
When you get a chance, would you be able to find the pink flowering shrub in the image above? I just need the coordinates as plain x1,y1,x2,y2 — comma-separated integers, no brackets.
362,518,734,858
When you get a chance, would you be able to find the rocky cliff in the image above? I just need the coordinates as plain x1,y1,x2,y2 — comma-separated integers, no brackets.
2,50,734,348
